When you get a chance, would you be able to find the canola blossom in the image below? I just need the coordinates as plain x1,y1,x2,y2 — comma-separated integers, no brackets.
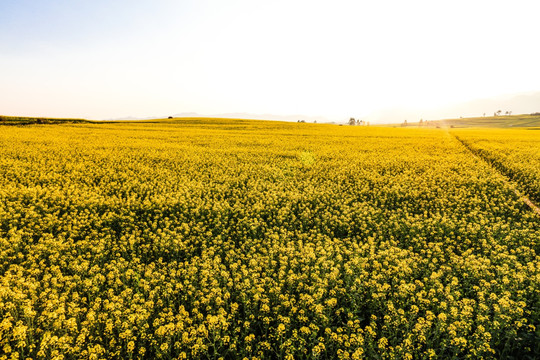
0,119,539,359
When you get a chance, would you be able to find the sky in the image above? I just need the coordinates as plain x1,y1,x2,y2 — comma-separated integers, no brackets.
1,0,540,122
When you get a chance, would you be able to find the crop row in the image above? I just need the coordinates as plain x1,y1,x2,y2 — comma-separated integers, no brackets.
452,128,540,204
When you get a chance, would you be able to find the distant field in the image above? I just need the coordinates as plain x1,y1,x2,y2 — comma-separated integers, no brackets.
1,119,539,359
3,113,540,128
394,114,540,128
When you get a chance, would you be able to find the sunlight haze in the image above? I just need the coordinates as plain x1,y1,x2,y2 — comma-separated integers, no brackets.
1,0,539,122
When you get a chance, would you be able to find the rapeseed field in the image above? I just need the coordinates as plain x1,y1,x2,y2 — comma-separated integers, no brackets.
0,119,539,359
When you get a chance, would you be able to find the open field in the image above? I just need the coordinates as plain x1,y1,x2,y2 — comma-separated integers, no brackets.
1,119,539,359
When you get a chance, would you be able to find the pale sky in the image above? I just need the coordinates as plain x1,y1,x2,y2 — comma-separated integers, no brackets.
1,0,539,122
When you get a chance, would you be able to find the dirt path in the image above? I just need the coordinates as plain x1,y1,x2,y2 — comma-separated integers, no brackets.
450,132,540,217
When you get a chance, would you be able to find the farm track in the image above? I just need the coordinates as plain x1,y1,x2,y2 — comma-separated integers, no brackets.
451,132,540,217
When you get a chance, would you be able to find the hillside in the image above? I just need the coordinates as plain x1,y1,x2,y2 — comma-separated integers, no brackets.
0,115,92,125
390,114,540,128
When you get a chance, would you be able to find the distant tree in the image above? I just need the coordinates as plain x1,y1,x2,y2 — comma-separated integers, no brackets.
419,119,424,126
497,110,502,116
168,116,173,119
483,113,486,117
349,117,356,126
314,120,317,124
509,111,512,115
403,119,408,127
